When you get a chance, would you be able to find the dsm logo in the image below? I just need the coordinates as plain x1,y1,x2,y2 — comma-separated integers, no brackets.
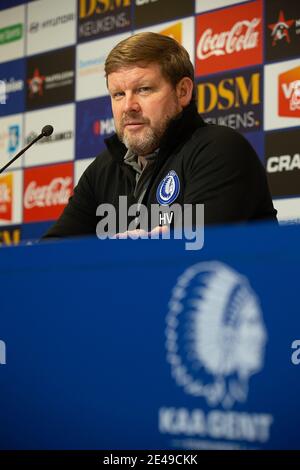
166,261,267,408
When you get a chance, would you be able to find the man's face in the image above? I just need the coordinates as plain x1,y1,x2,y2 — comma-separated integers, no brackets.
107,63,183,156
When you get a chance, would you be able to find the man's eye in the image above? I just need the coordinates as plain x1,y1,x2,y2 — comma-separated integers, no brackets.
113,92,124,99
138,87,151,93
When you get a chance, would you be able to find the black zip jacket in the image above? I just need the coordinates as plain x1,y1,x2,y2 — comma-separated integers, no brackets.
43,102,277,238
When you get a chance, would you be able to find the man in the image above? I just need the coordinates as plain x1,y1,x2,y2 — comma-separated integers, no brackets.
43,32,277,239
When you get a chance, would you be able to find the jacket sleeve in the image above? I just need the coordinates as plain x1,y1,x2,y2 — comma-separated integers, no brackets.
42,160,98,239
183,127,277,225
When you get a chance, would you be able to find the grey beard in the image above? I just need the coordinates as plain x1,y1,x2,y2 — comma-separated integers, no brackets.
119,114,175,155
121,128,161,155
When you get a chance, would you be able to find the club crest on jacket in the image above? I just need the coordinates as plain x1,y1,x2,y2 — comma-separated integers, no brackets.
156,170,180,205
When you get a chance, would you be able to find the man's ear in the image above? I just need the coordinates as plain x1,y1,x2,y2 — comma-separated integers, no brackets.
176,77,194,106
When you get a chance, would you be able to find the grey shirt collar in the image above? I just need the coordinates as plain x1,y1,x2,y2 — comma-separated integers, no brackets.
123,148,159,204
123,148,159,174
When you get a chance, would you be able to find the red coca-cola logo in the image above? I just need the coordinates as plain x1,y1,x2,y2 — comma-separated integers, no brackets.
23,163,74,222
197,18,260,60
24,177,72,209
196,0,262,76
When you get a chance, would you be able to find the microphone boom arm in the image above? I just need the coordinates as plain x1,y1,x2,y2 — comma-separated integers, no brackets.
0,125,54,174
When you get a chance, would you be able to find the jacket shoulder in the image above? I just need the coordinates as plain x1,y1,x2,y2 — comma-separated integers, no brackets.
186,124,262,171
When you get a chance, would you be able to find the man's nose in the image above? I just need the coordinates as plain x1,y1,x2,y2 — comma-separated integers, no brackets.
123,93,141,113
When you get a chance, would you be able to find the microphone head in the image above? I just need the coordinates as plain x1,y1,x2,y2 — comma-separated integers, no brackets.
41,125,54,137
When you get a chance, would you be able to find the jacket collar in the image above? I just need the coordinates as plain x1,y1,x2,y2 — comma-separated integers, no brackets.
104,102,205,163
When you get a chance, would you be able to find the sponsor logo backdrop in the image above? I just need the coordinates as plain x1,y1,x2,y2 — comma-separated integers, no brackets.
0,0,299,243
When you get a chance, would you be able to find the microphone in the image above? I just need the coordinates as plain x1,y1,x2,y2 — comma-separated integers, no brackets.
41,125,54,137
0,124,54,174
